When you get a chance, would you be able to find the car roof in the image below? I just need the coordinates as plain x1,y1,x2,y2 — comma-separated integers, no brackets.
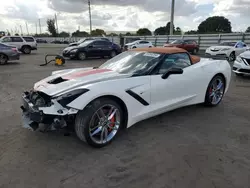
130,47,187,54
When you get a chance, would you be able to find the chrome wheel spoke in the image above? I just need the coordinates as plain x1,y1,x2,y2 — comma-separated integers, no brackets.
108,109,117,120
107,121,119,130
212,95,217,103
91,126,102,136
217,81,223,90
96,108,105,120
89,104,121,145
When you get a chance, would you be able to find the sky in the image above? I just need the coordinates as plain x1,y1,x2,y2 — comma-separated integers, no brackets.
0,0,249,35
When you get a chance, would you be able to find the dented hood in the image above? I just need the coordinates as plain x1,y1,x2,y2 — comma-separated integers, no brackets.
34,67,131,96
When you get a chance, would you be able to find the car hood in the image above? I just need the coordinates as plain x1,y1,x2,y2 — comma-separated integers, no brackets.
125,42,136,46
164,44,180,47
208,45,233,50
63,46,78,51
68,42,79,46
34,68,131,96
239,50,250,58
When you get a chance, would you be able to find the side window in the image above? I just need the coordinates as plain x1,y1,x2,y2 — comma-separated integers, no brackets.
23,37,35,42
158,53,191,74
93,41,109,45
1,37,11,42
11,37,23,42
139,41,149,44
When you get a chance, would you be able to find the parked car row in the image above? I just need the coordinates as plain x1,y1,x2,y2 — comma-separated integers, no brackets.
62,39,121,60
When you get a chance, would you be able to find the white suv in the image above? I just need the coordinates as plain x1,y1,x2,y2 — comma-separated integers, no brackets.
0,36,37,54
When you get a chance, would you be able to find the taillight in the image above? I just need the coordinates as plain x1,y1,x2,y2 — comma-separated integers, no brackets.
12,47,17,52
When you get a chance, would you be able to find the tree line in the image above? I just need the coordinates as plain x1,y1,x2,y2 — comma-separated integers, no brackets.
34,16,250,37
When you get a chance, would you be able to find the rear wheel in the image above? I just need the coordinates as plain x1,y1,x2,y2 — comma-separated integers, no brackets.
75,98,124,148
0,54,8,65
22,46,31,54
204,75,225,106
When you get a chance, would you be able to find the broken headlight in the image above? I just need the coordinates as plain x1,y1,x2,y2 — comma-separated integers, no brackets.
56,89,89,107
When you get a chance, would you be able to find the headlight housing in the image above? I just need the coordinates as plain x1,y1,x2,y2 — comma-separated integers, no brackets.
55,89,89,107
236,56,244,63
70,49,78,53
221,48,230,51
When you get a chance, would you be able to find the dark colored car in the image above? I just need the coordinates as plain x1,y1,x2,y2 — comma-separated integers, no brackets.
0,43,20,64
36,38,48,43
51,40,63,44
62,39,122,60
68,37,110,47
164,39,199,54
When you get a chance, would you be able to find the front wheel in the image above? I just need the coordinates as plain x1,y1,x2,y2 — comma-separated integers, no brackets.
75,98,124,148
228,52,236,61
204,75,225,106
110,50,117,58
78,52,86,60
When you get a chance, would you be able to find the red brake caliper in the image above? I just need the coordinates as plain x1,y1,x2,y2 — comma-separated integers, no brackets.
109,116,115,132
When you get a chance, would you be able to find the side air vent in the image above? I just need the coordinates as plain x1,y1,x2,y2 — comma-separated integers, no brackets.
48,77,68,84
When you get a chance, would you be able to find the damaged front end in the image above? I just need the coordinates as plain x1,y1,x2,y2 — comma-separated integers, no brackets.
20,89,87,132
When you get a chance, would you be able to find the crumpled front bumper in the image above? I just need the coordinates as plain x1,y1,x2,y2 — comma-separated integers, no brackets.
20,92,78,131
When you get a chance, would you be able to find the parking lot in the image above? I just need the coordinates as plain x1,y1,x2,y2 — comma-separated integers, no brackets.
1,46,250,188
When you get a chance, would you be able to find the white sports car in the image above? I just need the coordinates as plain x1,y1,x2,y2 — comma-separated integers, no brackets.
205,41,249,61
233,50,250,76
123,40,153,50
21,47,231,148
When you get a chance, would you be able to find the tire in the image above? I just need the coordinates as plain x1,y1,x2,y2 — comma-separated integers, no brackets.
22,46,31,54
204,75,225,107
228,52,236,61
0,54,8,65
78,52,86,60
132,46,137,49
75,98,124,148
235,73,244,77
110,50,117,58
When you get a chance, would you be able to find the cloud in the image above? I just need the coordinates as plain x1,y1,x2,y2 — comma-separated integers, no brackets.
0,0,249,34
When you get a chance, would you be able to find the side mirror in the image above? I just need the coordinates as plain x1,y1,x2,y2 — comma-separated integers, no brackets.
88,45,93,48
161,67,183,79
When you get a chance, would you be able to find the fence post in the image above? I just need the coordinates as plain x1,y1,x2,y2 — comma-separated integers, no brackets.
198,35,201,46
242,33,245,42
218,34,221,43
154,35,158,46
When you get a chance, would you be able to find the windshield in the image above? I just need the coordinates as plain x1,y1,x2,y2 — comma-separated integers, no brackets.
171,40,183,44
79,40,93,47
220,42,236,46
99,51,163,75
77,38,86,44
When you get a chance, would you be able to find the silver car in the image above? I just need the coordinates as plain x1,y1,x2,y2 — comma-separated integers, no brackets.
0,43,20,64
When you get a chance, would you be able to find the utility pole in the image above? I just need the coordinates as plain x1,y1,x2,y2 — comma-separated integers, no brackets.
55,13,59,34
20,25,23,36
38,19,42,34
36,23,37,35
25,22,29,35
170,0,175,35
88,0,92,34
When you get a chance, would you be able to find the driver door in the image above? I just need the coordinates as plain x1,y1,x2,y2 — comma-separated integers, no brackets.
150,53,200,113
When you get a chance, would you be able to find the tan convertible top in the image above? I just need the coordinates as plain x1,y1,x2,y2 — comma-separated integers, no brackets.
130,47,200,64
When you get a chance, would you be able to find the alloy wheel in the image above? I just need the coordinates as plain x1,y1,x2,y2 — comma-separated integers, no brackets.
89,104,120,144
208,77,225,105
